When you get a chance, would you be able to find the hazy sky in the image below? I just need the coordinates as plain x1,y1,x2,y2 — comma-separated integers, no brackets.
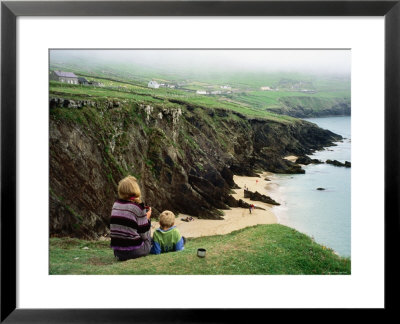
50,49,351,75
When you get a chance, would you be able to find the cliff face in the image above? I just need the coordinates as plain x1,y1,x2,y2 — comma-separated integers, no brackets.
49,99,341,239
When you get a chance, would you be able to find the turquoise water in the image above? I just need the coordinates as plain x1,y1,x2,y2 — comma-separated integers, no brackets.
272,116,351,257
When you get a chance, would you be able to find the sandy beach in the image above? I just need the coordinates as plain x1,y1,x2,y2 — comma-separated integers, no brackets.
151,172,282,238
284,155,298,163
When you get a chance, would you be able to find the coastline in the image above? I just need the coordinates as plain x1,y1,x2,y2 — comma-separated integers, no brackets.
151,171,282,238
151,139,349,258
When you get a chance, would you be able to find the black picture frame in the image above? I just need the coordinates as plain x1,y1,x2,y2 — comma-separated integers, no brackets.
1,0,399,322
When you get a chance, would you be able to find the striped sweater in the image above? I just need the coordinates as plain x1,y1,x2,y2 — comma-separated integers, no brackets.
110,200,151,251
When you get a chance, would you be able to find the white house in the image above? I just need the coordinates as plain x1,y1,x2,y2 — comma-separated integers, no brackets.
50,71,79,84
148,80,160,89
196,90,207,95
261,86,272,91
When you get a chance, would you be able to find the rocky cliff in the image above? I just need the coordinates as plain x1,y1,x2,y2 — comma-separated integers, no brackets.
49,98,341,239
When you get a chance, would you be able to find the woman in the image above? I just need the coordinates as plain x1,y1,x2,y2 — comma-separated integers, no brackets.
110,176,152,261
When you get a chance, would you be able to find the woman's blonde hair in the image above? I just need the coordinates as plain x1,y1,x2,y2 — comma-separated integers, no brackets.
118,175,141,203
159,210,175,229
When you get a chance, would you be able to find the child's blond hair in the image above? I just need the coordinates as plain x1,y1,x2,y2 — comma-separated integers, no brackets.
159,210,175,229
118,175,141,203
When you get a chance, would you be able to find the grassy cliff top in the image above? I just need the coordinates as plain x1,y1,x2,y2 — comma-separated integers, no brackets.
49,80,298,124
50,224,350,275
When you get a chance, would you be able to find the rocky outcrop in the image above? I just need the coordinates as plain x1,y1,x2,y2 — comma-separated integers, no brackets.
326,160,351,168
296,155,323,165
244,190,280,206
225,195,258,209
50,98,122,109
49,98,340,238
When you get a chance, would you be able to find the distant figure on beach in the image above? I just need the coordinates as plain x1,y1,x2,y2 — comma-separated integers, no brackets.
244,184,247,190
110,176,152,261
256,179,259,184
150,210,185,254
249,204,255,214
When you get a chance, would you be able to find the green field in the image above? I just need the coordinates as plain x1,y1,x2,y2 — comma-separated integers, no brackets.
50,57,350,119
49,80,298,123
231,89,350,109
50,224,350,275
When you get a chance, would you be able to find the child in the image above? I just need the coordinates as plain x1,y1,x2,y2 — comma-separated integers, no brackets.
110,175,152,261
150,210,185,254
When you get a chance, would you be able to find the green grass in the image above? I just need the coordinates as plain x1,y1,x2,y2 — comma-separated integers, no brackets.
49,224,350,275
49,80,298,123
228,90,350,111
49,63,350,121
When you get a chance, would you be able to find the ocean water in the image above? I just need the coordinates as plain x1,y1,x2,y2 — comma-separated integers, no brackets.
272,116,351,257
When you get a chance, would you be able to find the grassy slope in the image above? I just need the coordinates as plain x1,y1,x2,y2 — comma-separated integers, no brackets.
50,224,350,275
49,80,297,123
50,61,350,117
195,72,351,113
232,90,350,111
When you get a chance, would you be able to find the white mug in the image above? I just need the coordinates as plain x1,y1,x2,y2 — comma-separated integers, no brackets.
197,248,206,258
